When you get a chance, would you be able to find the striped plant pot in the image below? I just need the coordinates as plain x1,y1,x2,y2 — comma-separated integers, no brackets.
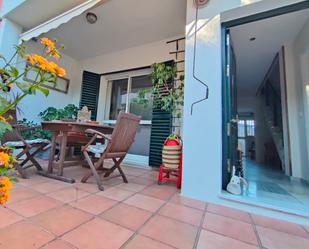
162,145,182,169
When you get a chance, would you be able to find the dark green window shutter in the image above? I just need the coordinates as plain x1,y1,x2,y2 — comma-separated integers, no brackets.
80,71,100,120
149,61,174,167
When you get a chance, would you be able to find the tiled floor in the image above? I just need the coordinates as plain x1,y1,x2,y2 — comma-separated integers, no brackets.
236,160,309,215
1,162,309,249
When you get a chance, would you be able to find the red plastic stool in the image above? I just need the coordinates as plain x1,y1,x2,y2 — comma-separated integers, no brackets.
158,135,182,189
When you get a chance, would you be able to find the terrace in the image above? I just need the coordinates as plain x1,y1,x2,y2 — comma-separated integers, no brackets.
1,162,309,249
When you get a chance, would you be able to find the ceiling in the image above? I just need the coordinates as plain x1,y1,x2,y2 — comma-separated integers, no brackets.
230,8,309,97
43,0,186,60
6,0,87,30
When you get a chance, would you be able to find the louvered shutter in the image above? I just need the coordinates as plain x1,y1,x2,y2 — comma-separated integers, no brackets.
149,61,174,167
79,71,101,120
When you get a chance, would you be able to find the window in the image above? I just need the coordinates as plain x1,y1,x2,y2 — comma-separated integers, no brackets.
238,119,255,137
107,70,153,121
246,120,255,136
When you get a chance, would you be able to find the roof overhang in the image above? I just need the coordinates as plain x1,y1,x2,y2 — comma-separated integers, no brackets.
19,0,105,42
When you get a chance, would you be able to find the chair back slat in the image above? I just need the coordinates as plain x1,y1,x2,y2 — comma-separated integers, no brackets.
107,112,141,154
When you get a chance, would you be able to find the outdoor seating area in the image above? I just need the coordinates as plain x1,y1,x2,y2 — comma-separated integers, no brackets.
1,162,309,249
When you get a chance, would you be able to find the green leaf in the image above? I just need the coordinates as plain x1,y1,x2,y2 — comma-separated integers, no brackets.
16,82,32,94
0,120,12,138
36,86,49,97
9,66,19,78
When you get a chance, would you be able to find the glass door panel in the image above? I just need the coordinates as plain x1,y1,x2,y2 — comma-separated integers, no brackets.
129,75,153,120
109,78,128,120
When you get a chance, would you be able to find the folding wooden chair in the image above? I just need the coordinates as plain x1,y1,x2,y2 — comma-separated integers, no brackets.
81,112,141,191
2,110,49,178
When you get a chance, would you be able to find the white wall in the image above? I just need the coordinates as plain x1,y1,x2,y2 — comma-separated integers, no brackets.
284,18,309,181
17,40,79,123
72,37,179,122
1,0,25,16
0,18,22,67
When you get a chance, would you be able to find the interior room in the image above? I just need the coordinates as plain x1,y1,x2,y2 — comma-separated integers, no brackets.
228,8,309,214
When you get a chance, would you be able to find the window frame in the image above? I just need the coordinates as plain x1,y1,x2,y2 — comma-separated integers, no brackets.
103,68,152,125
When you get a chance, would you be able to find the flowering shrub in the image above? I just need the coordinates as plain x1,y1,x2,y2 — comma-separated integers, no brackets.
0,37,66,205
0,146,15,205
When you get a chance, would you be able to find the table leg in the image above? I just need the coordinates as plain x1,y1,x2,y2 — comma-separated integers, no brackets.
48,132,58,174
58,132,68,176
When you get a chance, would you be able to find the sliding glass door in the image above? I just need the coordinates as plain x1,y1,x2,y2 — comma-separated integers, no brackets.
104,69,153,166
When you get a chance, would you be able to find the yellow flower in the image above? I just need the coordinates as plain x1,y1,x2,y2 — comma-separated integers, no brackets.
0,152,10,167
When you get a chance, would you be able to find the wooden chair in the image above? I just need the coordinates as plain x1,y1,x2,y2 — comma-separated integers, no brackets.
81,112,141,191
2,110,49,178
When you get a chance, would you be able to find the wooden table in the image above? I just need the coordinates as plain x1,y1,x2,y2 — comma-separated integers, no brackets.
40,121,114,183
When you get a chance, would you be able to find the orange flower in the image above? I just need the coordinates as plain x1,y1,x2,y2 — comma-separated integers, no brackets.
0,116,6,122
0,191,9,205
40,37,55,51
0,152,10,167
0,177,12,191
55,66,66,77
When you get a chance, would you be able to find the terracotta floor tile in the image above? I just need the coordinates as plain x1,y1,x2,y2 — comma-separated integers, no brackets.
207,204,251,223
141,185,177,200
159,202,203,226
62,218,133,249
31,206,93,236
32,181,71,194
8,195,62,217
0,207,23,229
97,187,134,201
170,193,206,210
203,212,258,245
16,176,47,187
124,194,164,212
70,195,117,215
197,230,259,249
73,182,101,193
130,176,156,186
140,215,197,249
42,240,75,249
101,203,152,230
0,221,54,249
124,235,174,249
117,182,146,192
251,214,309,239
47,187,90,203
7,188,40,204
257,226,309,249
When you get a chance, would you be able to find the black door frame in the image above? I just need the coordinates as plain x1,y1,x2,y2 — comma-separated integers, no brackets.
221,1,309,189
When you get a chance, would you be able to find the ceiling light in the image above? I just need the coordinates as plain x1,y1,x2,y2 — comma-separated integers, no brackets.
86,12,97,24
249,37,256,41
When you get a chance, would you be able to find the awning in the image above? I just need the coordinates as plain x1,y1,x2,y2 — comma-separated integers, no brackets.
19,0,104,42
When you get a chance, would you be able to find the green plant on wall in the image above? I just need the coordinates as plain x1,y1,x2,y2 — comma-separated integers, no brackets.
133,63,184,118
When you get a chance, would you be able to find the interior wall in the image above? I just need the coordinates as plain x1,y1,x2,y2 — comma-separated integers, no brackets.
17,40,79,123
284,17,309,181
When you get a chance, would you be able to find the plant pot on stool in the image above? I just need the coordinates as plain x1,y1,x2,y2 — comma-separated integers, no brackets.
158,134,182,189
